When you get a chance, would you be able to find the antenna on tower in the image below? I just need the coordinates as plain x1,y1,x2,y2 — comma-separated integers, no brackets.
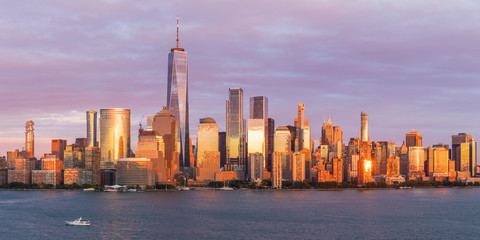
176,16,179,48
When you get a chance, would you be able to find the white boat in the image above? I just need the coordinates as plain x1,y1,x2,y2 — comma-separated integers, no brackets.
127,189,137,192
65,217,91,226
177,187,190,191
219,186,234,191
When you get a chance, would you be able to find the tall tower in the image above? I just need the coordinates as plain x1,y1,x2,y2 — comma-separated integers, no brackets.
250,96,268,119
226,88,246,172
167,16,190,171
25,120,34,157
86,110,97,147
99,109,131,161
361,112,369,143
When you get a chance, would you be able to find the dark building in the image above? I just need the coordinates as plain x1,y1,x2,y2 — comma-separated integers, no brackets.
266,118,275,172
218,132,227,169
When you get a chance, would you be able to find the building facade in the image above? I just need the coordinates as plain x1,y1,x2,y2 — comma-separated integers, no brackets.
99,108,131,161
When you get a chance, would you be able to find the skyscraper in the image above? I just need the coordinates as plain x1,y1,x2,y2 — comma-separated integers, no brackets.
196,118,220,181
25,120,34,158
86,110,97,147
360,112,368,143
99,109,131,161
51,139,67,161
250,96,268,119
247,96,269,179
167,17,190,171
294,104,311,151
274,126,292,181
452,133,473,168
226,88,246,172
406,130,422,147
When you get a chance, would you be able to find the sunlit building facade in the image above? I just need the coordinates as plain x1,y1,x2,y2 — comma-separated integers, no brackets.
196,118,221,181
226,88,246,172
86,110,97,147
360,112,368,143
99,108,131,161
274,126,292,181
406,130,422,147
116,158,155,186
25,120,34,158
292,152,305,181
51,139,67,161
167,18,189,171
408,146,426,179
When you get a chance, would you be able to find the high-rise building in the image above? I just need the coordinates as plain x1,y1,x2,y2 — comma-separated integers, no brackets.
247,96,270,178
218,132,227,168
250,96,268,119
294,104,311,151
75,138,87,148
274,126,293,181
451,133,474,171
99,108,131,161
408,146,426,179
432,147,449,178
386,156,400,176
292,152,305,181
266,118,275,172
226,88,246,172
247,118,266,180
167,17,190,170
398,142,409,176
360,112,368,143
146,106,180,181
51,139,67,161
458,140,477,176
406,130,422,147
86,110,97,147
25,120,34,158
196,118,221,181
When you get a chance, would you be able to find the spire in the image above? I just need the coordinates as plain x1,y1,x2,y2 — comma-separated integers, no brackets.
176,16,179,48
327,115,332,125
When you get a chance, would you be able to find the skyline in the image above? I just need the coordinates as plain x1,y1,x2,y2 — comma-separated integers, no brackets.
2,1,480,157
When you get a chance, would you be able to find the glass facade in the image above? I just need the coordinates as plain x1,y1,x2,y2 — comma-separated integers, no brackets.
249,96,268,119
86,110,97,147
226,88,246,171
197,118,219,162
99,109,131,161
167,48,189,170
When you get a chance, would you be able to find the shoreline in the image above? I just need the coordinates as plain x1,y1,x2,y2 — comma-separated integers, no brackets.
2,185,480,192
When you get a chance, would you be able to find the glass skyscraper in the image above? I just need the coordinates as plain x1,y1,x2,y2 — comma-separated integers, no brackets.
99,108,131,161
226,88,246,171
167,18,190,170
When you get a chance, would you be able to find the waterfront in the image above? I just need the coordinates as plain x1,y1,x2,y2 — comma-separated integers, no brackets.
1,189,479,239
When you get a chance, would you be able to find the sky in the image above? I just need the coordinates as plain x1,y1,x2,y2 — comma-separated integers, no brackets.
1,0,480,158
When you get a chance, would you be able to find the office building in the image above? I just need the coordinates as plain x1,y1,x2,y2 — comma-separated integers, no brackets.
25,120,34,158
99,108,131,161
86,110,97,147
167,17,190,170
196,118,221,181
226,88,246,173
116,158,155,186
51,139,67,161
360,112,368,143
406,130,422,147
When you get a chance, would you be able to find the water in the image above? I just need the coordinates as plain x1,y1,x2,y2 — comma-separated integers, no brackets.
0,188,479,239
